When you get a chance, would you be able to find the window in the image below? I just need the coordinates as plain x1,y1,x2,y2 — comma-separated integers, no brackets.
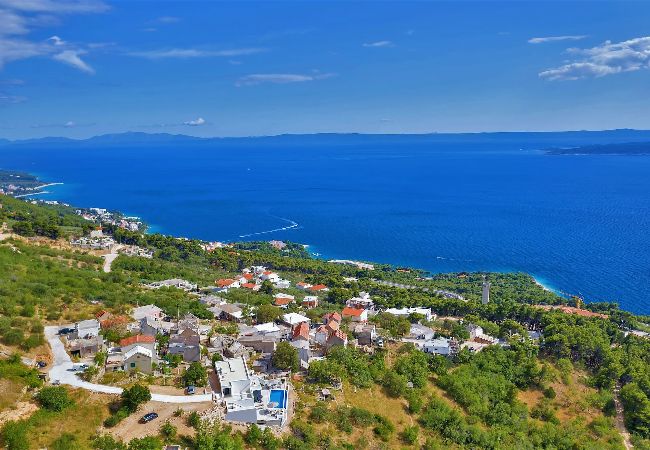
130,362,136,368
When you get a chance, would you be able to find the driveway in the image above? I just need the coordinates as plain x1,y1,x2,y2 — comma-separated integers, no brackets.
102,245,123,273
45,326,213,403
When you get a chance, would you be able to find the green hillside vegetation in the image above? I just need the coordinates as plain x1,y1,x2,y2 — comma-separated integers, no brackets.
0,194,650,448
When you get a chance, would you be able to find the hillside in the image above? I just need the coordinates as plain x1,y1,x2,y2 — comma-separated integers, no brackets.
0,195,649,449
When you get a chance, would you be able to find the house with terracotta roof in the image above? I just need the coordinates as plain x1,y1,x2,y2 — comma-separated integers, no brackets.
119,334,155,348
325,330,348,351
216,278,241,289
242,273,254,282
273,293,295,308
274,297,293,308
296,282,312,291
323,312,342,324
302,296,319,308
291,322,310,342
260,271,280,283
242,283,260,291
309,284,329,293
342,307,368,322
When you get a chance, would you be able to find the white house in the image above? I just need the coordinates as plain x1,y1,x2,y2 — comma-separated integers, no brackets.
131,304,164,321
282,313,310,327
385,307,434,322
75,319,100,339
422,338,453,356
260,271,281,283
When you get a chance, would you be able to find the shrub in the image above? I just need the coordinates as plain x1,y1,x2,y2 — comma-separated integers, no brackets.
1,421,29,450
401,425,419,444
103,407,129,427
309,402,328,423
182,362,207,387
382,370,407,398
187,411,201,429
120,384,150,413
373,415,395,441
36,386,73,412
51,433,78,450
159,421,177,441
543,386,556,399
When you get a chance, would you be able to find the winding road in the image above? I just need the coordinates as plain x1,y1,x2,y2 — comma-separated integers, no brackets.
45,326,213,403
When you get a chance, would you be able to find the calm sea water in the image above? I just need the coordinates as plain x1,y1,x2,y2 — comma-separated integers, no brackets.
3,138,650,313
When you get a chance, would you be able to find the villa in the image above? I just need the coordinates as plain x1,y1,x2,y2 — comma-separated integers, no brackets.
214,356,288,426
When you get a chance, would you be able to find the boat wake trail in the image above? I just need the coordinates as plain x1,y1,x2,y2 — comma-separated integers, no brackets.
238,217,299,238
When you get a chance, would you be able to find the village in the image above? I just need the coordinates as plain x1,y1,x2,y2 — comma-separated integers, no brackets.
47,258,513,435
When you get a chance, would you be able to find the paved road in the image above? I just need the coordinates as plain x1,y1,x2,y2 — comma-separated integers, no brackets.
102,245,123,273
45,326,212,403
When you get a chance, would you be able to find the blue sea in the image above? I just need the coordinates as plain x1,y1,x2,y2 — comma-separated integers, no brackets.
2,135,650,314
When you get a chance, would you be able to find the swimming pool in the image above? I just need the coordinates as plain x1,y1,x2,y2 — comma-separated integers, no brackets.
269,389,287,409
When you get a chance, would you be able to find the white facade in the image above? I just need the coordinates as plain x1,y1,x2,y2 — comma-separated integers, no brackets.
385,307,434,322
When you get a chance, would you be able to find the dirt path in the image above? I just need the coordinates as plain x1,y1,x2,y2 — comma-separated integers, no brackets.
614,384,634,449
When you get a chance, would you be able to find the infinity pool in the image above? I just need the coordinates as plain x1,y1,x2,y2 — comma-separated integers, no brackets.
269,389,287,409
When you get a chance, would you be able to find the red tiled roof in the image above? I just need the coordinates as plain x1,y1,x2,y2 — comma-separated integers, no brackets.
328,330,347,342
119,334,155,347
296,282,309,287
310,284,327,291
242,283,257,289
263,271,273,275
216,278,235,287
323,312,341,323
243,273,253,280
342,307,364,317
292,322,310,340
274,297,292,306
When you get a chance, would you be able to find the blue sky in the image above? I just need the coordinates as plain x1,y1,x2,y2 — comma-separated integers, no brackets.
1,0,650,139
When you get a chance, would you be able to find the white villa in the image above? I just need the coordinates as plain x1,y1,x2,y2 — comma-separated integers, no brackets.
214,356,288,427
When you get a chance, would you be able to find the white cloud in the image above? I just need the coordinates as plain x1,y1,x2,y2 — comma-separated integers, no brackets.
48,35,65,46
0,8,29,35
52,49,94,73
362,40,393,48
235,73,334,87
0,0,105,74
64,120,75,127
539,36,650,80
528,35,587,44
183,117,205,126
0,91,26,103
0,0,108,13
128,47,264,59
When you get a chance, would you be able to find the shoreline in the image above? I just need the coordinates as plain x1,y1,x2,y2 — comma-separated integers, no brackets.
6,170,628,313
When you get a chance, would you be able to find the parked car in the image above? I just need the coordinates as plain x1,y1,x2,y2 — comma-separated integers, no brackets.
36,361,47,368
52,380,60,385
139,412,158,424
186,385,195,395
58,328,74,335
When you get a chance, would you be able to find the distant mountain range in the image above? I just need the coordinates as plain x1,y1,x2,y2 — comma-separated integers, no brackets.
545,141,650,155
4,129,650,149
